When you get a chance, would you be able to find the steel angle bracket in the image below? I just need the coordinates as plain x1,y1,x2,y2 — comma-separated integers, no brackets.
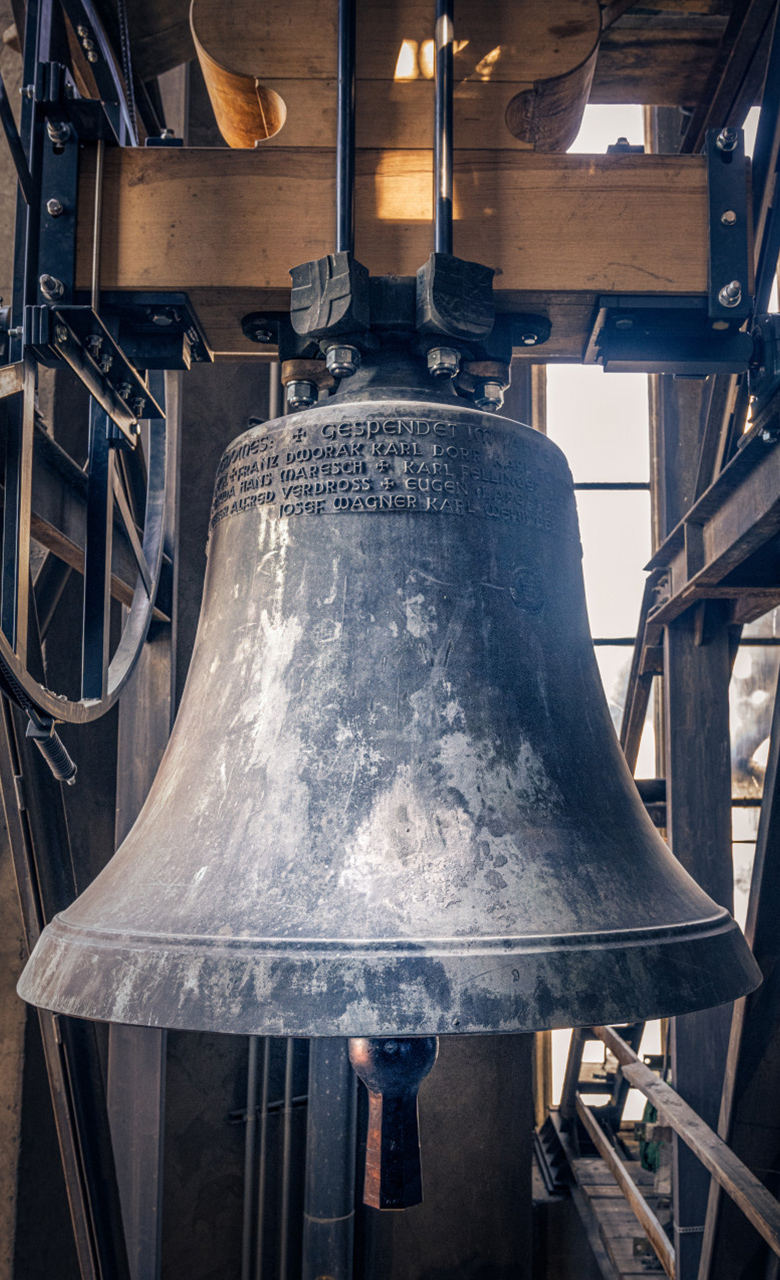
584,295,755,375
25,304,164,444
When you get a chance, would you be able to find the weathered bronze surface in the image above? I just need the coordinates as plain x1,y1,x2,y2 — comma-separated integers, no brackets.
18,350,761,1035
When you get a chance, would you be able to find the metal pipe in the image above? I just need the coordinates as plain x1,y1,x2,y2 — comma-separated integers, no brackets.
434,0,454,255
268,363,282,421
254,1038,271,1280
277,1039,295,1280
301,1040,357,1280
335,0,356,253
241,1037,260,1280
91,137,105,314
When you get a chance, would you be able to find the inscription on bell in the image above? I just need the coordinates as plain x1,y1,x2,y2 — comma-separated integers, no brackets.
210,416,569,534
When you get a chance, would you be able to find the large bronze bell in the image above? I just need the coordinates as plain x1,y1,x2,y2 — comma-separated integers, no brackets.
18,348,760,1036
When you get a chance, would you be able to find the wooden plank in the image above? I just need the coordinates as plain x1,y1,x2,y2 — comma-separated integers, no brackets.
75,147,716,359
594,1026,780,1263
576,1096,675,1278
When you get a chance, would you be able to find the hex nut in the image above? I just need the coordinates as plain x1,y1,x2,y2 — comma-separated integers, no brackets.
718,280,742,308
325,345,360,378
473,379,505,412
286,380,318,409
716,127,739,152
427,346,461,378
39,274,65,301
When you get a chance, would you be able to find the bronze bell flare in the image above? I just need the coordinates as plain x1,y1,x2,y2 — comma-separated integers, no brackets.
18,349,761,1037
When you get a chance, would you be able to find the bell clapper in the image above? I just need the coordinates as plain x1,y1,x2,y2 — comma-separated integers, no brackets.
348,1036,439,1210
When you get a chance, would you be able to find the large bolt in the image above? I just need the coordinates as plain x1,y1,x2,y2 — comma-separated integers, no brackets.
39,274,64,301
286,380,318,409
54,324,68,343
86,50,98,63
76,24,89,36
520,331,539,346
325,344,360,378
427,346,460,379
46,198,64,217
474,380,505,412
718,280,742,308
117,381,133,400
716,127,739,152
721,209,737,226
46,119,71,144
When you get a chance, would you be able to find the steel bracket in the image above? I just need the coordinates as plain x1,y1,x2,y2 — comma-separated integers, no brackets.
584,295,755,374
25,304,165,443
706,127,752,326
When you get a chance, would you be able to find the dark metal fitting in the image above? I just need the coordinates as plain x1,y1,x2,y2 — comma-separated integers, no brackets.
9,326,23,340
520,331,540,345
86,334,103,356
716,127,740,152
46,198,64,217
286,380,318,409
39,274,64,301
81,36,95,50
25,716,77,784
241,313,277,344
54,323,68,342
474,379,505,412
325,344,361,378
100,352,113,373
85,50,98,63
76,24,89,37
721,209,737,226
718,280,742,308
116,381,133,400
20,84,34,99
46,119,71,143
427,346,460,378
132,397,147,419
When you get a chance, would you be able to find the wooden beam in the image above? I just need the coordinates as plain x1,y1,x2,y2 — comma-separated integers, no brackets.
593,1026,780,1264
699,669,780,1280
75,146,718,359
575,1094,675,1279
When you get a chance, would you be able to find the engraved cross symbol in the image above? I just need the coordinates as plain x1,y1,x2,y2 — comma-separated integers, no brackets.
292,427,307,442
375,459,391,472
381,478,395,490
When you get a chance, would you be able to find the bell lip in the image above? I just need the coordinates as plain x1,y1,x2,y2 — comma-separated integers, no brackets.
16,903,737,954
18,908,761,1038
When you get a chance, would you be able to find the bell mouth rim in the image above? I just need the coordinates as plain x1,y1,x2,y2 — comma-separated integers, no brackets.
36,904,734,955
